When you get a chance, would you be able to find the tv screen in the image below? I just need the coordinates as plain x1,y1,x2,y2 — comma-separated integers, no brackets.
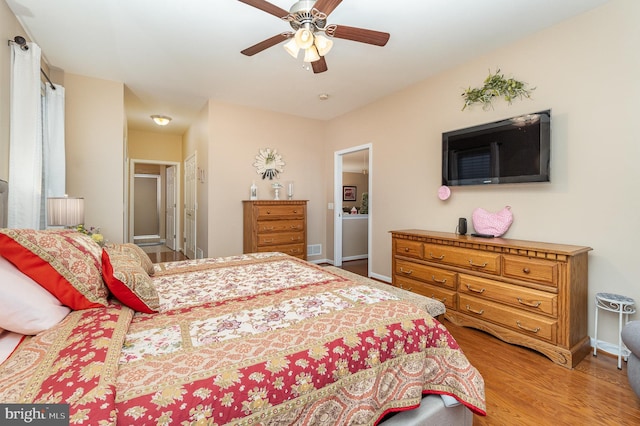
442,110,550,186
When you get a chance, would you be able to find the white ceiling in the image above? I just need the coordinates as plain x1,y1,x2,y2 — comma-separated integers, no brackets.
7,0,609,135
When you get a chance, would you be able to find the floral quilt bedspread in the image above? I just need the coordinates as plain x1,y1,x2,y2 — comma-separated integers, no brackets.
0,253,485,425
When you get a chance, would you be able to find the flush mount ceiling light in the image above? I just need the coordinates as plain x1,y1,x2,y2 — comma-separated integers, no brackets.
150,115,172,126
239,0,390,74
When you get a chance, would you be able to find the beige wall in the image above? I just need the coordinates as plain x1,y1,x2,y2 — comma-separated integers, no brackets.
128,129,182,162
0,1,29,180
324,0,640,345
64,73,125,243
206,101,326,260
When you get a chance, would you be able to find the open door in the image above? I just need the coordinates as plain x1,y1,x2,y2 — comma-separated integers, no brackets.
165,165,177,250
184,153,197,259
334,144,372,276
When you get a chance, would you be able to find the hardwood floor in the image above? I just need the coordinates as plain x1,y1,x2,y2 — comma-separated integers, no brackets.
338,258,369,277
337,259,640,425
447,321,640,425
144,246,188,263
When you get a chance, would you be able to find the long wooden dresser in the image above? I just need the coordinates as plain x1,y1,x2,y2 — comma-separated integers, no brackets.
243,200,307,260
391,229,592,368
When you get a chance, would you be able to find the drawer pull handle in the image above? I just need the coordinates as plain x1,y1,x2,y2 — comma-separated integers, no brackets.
522,267,531,274
263,239,274,243
264,226,275,231
399,267,413,275
291,237,300,241
399,283,412,291
465,305,484,315
516,321,540,333
293,210,298,213
465,284,485,294
468,260,488,268
404,247,410,252
432,275,447,284
266,210,271,214
517,298,542,308
429,252,445,260
431,294,447,304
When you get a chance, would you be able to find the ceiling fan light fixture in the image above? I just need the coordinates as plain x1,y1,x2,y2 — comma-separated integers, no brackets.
294,28,314,49
283,38,300,58
303,45,320,63
314,34,333,57
151,115,172,126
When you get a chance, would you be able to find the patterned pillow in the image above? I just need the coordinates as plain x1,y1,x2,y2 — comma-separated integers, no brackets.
102,249,159,313
0,229,108,310
104,243,155,276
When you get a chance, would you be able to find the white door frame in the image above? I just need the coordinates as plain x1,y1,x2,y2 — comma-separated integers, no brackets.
334,143,372,276
184,153,197,260
128,159,181,250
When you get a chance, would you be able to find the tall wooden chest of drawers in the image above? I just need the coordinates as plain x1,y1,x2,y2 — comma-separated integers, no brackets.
391,229,592,368
243,200,307,260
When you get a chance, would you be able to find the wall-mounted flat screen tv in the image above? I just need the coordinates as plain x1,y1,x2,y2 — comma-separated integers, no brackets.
442,110,550,186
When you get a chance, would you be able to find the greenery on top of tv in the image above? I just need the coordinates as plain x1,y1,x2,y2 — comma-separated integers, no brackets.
462,69,534,111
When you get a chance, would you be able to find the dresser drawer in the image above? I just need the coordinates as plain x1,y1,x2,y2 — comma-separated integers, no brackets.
395,276,456,310
255,205,305,219
503,255,559,288
257,219,304,233
257,232,304,246
395,260,457,289
459,294,557,343
394,239,423,259
423,243,501,275
256,243,305,258
459,274,557,317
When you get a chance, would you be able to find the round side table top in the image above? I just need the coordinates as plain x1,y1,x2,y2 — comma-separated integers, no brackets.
596,292,635,305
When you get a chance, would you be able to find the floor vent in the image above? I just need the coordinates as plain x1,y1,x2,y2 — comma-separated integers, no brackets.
307,244,322,256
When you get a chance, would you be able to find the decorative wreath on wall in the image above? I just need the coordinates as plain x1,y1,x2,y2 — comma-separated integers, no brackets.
462,68,535,111
253,148,285,180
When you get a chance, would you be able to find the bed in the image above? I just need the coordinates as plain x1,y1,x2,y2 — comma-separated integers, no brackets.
0,227,485,425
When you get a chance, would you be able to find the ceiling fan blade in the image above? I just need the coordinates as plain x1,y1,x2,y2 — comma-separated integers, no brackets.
237,0,289,19
312,57,328,74
312,0,342,17
329,25,390,46
241,33,292,56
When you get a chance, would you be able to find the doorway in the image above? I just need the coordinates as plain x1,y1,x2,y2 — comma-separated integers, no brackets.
133,174,161,242
334,144,372,277
128,159,181,252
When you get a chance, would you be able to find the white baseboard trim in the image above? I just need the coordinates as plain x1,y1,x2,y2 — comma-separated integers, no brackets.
308,258,332,265
342,254,368,262
370,272,391,283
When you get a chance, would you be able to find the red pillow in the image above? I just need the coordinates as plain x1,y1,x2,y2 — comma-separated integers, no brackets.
102,250,159,313
104,243,155,276
0,229,108,310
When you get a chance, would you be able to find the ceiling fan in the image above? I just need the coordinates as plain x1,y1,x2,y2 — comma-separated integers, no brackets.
238,0,390,74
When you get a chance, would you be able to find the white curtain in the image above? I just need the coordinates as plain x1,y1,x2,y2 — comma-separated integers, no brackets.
43,83,66,200
8,42,42,228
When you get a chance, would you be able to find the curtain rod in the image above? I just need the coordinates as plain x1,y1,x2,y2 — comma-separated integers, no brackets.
7,37,56,91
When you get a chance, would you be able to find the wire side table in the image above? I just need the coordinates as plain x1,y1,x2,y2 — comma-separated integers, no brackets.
593,292,636,369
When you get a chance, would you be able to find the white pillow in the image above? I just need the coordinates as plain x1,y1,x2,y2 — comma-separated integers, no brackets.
0,328,24,364
0,255,71,334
